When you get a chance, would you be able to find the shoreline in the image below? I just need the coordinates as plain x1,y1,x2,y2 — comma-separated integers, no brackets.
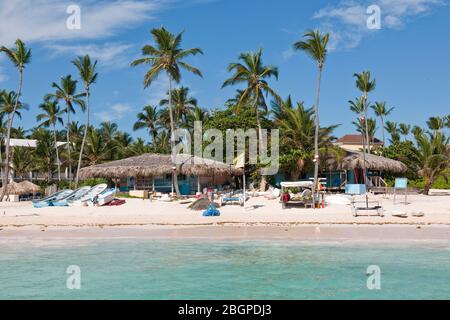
2,224,450,243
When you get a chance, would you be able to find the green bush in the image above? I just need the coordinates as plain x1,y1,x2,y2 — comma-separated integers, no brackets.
79,178,109,188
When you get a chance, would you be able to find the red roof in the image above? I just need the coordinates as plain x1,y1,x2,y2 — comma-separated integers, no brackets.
336,134,383,145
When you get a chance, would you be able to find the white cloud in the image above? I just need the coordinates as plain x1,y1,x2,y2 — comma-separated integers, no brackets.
95,103,134,122
45,42,133,68
0,0,164,46
311,0,445,51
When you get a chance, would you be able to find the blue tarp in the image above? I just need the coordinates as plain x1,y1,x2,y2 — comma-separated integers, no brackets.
203,204,221,217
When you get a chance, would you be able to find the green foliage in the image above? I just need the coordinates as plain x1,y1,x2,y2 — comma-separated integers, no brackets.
379,141,420,179
79,178,108,188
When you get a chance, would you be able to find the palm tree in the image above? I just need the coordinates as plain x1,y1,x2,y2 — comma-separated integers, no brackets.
371,102,394,146
12,147,33,180
427,116,445,134
160,86,198,127
222,48,280,191
293,30,330,200
46,75,85,184
415,131,450,195
31,128,56,183
183,106,210,131
399,123,411,141
36,100,64,181
72,55,98,186
385,121,400,144
133,105,161,142
353,71,376,153
0,39,31,201
131,27,203,195
353,118,378,147
412,125,424,139
273,96,338,180
99,122,119,161
84,129,110,166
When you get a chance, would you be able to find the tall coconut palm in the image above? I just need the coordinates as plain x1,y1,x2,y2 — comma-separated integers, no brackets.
354,71,376,153
160,86,198,127
371,102,394,146
46,75,85,184
131,27,203,195
36,100,64,181
31,128,56,183
72,55,98,186
222,48,280,191
133,105,161,142
84,129,110,166
0,39,31,201
399,123,411,141
293,29,330,201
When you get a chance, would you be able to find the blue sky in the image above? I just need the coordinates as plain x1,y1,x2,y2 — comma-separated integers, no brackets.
0,0,449,142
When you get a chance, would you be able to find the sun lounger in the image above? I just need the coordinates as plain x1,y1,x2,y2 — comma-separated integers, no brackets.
32,189,74,208
52,186,92,207
69,184,108,207
351,200,384,217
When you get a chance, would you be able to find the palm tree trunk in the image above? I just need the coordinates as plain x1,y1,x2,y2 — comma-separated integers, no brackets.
256,105,268,192
75,85,89,187
53,125,61,181
381,116,385,146
0,68,22,202
66,108,72,185
364,94,371,154
168,75,181,196
312,67,323,209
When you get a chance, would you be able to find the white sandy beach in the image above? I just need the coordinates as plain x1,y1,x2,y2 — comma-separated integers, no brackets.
1,194,450,240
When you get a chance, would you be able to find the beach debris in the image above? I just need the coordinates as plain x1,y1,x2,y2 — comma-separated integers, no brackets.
391,211,408,218
412,212,425,217
188,198,219,211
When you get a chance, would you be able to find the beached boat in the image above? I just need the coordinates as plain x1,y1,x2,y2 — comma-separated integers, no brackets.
51,186,92,207
32,190,74,208
86,188,116,207
69,184,108,207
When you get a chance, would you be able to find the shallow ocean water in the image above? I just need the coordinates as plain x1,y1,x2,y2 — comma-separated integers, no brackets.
1,239,449,300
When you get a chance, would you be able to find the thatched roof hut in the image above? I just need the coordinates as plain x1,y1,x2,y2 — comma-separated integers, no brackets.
0,181,28,195
327,151,407,173
18,181,41,194
79,153,243,179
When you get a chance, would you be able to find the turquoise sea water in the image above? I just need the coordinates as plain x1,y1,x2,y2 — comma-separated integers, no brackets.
1,239,450,300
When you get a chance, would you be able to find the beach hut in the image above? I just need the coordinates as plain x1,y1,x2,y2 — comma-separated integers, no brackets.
0,181,29,201
78,153,243,195
18,181,41,195
324,151,407,192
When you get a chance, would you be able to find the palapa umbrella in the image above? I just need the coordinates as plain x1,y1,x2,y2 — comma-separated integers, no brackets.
0,181,28,195
18,181,41,194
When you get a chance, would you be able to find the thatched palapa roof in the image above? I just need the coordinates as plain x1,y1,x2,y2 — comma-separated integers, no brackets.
79,154,243,179
1,181,28,195
18,181,41,193
328,151,407,173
